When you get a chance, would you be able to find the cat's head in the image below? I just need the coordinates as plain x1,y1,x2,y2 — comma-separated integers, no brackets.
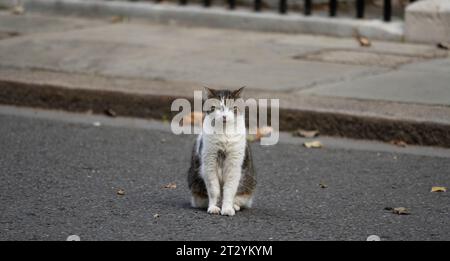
203,87,245,126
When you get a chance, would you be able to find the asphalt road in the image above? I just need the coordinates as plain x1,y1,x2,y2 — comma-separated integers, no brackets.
0,107,449,241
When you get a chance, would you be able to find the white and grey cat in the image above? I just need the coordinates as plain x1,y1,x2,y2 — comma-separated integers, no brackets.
188,87,256,216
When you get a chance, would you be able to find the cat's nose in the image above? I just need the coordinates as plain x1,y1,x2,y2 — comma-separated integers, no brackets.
222,116,227,121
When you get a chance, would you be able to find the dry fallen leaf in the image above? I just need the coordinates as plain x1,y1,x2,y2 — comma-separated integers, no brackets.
431,186,446,193
319,183,328,189
387,207,410,215
0,31,20,40
110,16,124,23
357,36,371,47
293,129,319,138
437,42,450,50
182,112,204,126
163,182,177,189
104,109,117,117
256,126,273,140
11,5,24,15
117,189,125,196
303,140,323,148
247,126,273,142
390,140,407,147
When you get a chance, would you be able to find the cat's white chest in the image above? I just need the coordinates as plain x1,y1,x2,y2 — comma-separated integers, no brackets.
205,133,245,154
200,133,246,182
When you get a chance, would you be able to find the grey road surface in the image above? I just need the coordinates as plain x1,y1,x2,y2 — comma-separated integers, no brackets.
0,107,449,241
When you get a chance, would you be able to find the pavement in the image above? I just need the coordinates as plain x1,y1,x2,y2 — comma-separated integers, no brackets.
0,0,406,41
0,105,449,241
0,11,450,147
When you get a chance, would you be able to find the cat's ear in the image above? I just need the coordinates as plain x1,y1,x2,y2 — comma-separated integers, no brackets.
204,87,217,99
232,86,245,98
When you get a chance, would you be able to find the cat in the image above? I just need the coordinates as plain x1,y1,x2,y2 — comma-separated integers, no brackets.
188,87,256,216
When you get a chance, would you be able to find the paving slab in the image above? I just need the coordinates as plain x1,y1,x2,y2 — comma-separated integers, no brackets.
0,22,385,91
0,11,106,35
0,12,445,92
401,57,450,73
299,55,450,106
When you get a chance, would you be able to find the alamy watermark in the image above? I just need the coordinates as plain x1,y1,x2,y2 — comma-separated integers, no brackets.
171,91,279,145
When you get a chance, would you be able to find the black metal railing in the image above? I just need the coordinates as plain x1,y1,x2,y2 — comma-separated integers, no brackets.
254,0,262,12
203,0,211,7
172,0,416,22
356,0,364,19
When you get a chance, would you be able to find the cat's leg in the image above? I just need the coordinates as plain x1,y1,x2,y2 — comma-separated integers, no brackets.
221,157,243,216
205,178,221,214
201,155,221,214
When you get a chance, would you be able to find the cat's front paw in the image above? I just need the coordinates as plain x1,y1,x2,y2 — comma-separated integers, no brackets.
221,206,236,216
207,206,221,215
